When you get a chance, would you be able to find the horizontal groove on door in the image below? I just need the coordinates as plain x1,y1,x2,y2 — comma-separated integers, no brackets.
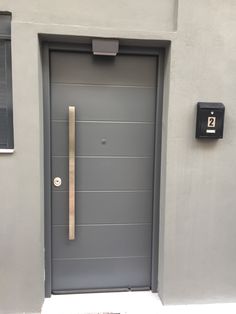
52,82,155,88
52,223,152,227
53,189,153,192
53,256,150,261
52,190,152,194
53,190,152,192
51,120,154,124
51,156,152,158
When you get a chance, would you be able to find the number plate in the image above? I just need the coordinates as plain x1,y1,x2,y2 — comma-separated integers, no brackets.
207,116,216,128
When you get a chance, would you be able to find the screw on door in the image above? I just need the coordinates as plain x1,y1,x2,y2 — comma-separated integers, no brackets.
53,177,62,187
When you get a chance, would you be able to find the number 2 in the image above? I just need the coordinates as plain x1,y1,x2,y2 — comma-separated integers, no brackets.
208,117,216,128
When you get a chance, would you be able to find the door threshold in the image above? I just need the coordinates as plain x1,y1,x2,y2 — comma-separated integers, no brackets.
53,287,150,295
42,291,161,314
53,288,129,295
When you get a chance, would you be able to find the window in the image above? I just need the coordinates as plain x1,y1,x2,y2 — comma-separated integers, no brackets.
0,13,13,152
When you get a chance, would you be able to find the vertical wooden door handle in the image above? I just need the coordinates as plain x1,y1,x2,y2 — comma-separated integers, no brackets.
69,106,76,240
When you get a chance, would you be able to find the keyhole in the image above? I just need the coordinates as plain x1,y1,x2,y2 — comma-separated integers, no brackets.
53,177,62,187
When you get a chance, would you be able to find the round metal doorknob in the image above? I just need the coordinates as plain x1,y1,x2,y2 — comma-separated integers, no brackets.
53,177,62,187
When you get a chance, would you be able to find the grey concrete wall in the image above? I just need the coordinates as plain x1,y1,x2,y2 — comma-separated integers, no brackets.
0,0,235,312
159,0,236,304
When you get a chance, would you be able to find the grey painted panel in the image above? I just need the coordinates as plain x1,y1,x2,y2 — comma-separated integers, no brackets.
52,191,153,225
50,52,156,87
52,224,152,259
52,157,153,191
51,84,156,122
52,257,151,291
51,121,155,157
50,50,157,292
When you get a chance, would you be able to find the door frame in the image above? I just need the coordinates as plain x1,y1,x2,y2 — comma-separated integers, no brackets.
42,39,165,297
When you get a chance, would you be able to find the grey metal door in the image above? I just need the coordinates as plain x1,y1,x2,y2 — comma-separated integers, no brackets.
50,50,157,293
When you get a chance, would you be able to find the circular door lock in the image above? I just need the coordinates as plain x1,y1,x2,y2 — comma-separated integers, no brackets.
53,177,62,187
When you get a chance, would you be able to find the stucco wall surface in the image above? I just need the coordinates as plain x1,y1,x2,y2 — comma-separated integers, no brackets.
159,0,236,304
0,0,235,313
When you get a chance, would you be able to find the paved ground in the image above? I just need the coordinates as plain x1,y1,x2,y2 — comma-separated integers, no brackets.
42,291,236,314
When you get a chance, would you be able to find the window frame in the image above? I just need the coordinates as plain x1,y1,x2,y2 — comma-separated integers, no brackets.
0,12,14,153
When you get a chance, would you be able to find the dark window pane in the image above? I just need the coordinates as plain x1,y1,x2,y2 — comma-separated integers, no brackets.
0,13,13,151
0,14,11,36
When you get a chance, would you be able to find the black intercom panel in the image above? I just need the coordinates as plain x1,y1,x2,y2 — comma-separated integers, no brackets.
196,102,225,139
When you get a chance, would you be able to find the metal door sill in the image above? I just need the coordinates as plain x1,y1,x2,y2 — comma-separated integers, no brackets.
52,287,150,295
